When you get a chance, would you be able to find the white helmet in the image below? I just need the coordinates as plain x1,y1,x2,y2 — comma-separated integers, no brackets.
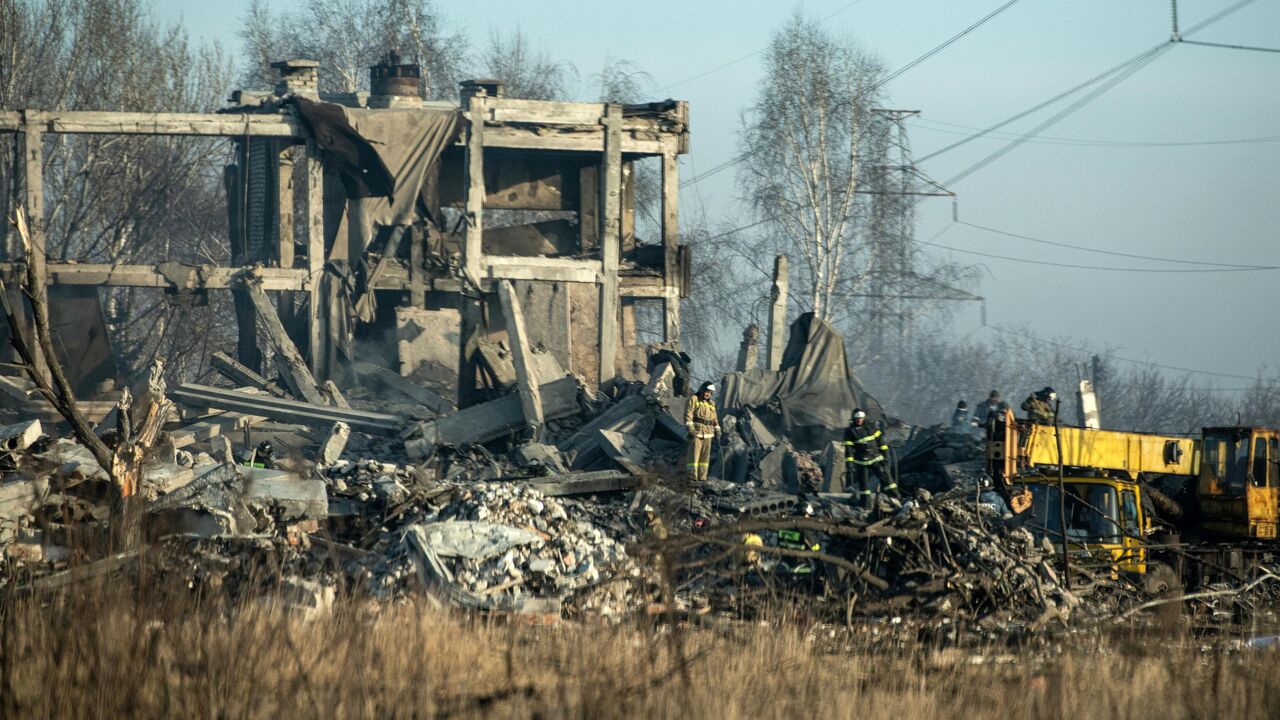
852,408,867,420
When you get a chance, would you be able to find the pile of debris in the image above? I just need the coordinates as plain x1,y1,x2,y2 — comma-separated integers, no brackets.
2,315,1276,642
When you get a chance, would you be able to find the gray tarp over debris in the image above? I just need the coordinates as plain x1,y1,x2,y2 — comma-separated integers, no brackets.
290,97,461,232
720,313,882,445
342,108,462,230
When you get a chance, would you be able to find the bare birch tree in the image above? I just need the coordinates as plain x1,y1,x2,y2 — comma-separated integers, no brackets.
238,0,467,99
477,28,576,101
737,11,884,322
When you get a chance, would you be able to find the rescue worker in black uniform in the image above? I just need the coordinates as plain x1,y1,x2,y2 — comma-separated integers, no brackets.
844,408,897,509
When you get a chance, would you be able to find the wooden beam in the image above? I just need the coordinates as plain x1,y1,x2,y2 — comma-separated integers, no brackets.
171,384,405,435
766,255,789,371
483,256,600,284
0,263,309,290
246,283,326,406
304,141,325,379
463,97,486,287
458,93,488,407
277,144,295,269
20,114,48,383
479,125,665,155
496,280,544,439
0,110,301,137
210,351,286,397
598,104,623,386
276,143,296,324
661,144,680,343
485,99,607,126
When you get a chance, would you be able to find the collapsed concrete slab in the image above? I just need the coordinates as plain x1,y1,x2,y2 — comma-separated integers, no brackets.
405,377,582,460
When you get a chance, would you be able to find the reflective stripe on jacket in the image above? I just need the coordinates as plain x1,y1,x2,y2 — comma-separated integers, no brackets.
685,397,720,439
844,424,887,464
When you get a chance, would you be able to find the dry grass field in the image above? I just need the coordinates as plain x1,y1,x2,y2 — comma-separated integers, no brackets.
2,577,1279,720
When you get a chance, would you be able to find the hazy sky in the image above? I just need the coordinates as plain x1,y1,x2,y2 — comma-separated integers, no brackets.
154,0,1280,384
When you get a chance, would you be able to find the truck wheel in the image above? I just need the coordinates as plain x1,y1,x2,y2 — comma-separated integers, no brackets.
1144,561,1181,598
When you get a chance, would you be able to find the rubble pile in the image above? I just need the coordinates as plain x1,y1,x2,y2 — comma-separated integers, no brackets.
844,488,1089,631
2,320,1277,642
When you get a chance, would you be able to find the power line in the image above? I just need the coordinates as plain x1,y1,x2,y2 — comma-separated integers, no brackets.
985,324,1262,381
657,0,868,92
917,0,1265,166
956,219,1270,269
879,0,1025,85
943,42,1175,184
910,119,1280,148
1178,38,1280,53
920,223,1280,273
679,0,1026,189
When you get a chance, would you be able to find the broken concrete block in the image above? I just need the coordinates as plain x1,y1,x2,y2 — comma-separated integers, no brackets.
420,521,543,560
215,436,235,465
39,439,107,481
0,419,42,451
396,306,461,378
0,375,32,402
513,442,569,474
318,421,351,466
820,440,846,493
242,469,329,521
408,377,582,461
744,409,779,447
0,479,45,524
141,463,195,495
557,395,648,455
757,445,787,490
593,430,649,475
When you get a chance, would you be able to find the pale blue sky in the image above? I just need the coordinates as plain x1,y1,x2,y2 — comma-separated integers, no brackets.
154,0,1280,383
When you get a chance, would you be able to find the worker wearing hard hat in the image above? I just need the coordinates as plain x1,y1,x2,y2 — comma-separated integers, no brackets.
684,381,721,482
844,408,895,509
1020,387,1057,425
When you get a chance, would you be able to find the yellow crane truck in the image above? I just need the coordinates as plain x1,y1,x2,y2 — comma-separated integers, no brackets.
985,410,1278,592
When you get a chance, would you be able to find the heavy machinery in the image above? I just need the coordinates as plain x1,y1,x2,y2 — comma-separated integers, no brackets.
985,410,1278,590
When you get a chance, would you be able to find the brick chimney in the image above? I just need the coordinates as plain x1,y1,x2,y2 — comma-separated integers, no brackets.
368,51,422,108
271,59,319,97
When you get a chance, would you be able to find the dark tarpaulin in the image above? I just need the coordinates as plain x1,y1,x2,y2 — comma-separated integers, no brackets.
720,313,882,446
290,96,396,198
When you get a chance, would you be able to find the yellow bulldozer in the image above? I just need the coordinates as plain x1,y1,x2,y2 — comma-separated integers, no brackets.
985,409,1278,591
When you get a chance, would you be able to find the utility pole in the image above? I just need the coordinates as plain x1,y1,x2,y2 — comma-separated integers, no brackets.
1053,398,1072,582
862,109,953,374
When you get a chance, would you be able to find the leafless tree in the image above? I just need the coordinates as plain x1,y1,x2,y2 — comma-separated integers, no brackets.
477,27,576,101
0,0,233,386
735,11,885,323
238,0,467,99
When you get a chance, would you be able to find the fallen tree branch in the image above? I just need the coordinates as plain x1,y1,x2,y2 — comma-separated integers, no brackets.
2,209,112,471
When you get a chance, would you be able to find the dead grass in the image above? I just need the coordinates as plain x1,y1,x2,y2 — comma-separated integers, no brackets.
1,579,1278,719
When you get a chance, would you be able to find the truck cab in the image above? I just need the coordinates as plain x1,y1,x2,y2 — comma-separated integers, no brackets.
1020,476,1149,573
1197,427,1280,539
986,409,1197,576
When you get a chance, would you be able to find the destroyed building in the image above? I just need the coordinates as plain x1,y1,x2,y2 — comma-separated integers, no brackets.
1,55,690,416
2,55,1277,641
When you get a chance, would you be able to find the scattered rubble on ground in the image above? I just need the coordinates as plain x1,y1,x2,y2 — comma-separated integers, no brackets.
2,320,1278,644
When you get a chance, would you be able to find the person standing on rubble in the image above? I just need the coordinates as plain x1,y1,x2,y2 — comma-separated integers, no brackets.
685,382,721,482
1020,387,1057,424
950,401,971,431
844,408,896,509
975,390,1002,426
